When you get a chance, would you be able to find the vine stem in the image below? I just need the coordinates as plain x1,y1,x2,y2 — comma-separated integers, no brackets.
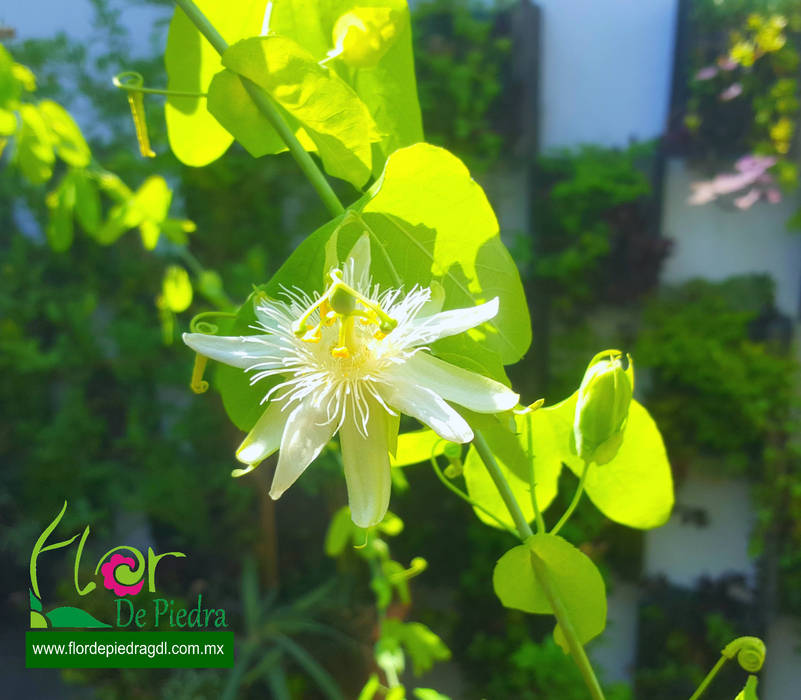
473,429,606,700
551,459,590,536
526,412,546,533
173,0,346,219
687,656,727,700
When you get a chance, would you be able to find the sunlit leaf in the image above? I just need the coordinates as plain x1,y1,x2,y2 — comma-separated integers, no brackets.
493,534,606,651
463,412,561,530
162,266,193,313
221,35,379,187
267,0,423,168
540,393,674,529
324,506,354,557
0,108,16,135
164,0,268,166
391,429,446,467
16,104,54,184
38,100,91,168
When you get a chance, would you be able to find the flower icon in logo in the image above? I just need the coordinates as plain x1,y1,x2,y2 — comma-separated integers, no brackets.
100,553,144,596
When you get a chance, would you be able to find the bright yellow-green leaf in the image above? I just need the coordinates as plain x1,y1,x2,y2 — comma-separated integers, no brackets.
132,176,172,249
542,392,674,529
162,265,193,313
493,534,606,651
0,108,16,135
222,35,379,188
267,0,422,168
16,103,54,184
164,0,268,166
206,68,316,158
463,412,561,530
359,144,531,364
391,429,447,467
37,100,91,167
46,175,76,252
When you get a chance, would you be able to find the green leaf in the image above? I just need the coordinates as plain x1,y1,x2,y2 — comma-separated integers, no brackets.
324,506,354,557
267,0,422,169
132,176,172,249
413,690,451,700
215,293,274,431
73,170,101,234
37,100,91,167
493,534,606,651
46,175,76,252
0,108,16,135
164,0,268,166
162,265,193,313
265,144,530,374
206,68,298,158
221,36,379,188
391,429,446,467
45,606,112,629
29,589,42,612
382,619,450,676
543,393,674,529
463,412,562,530
16,103,54,184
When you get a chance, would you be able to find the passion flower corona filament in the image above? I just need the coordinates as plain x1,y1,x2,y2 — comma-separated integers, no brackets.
184,237,519,527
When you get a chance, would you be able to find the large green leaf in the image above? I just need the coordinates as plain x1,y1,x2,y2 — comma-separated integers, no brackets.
541,393,674,529
37,100,91,168
493,534,606,651
164,0,268,166
73,169,101,235
266,144,530,368
463,411,561,531
267,0,423,169
391,429,447,467
221,36,379,188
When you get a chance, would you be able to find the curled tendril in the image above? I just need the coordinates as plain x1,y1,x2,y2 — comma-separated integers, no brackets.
188,311,237,334
722,636,766,673
190,353,209,394
113,72,155,158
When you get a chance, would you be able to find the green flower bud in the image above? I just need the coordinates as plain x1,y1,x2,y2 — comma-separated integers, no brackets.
331,7,404,68
571,350,634,465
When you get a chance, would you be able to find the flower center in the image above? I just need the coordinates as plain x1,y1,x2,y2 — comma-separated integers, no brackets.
291,269,398,359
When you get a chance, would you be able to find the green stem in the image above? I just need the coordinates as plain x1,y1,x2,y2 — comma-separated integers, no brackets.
473,429,605,700
551,459,590,536
173,0,346,219
428,457,518,538
529,550,606,700
526,412,546,533
473,430,533,538
688,656,727,700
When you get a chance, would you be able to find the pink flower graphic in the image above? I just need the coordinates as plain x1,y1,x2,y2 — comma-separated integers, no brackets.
100,553,144,596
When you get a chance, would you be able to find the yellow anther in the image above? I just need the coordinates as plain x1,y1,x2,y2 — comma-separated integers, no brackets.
300,324,323,343
374,330,386,340
331,346,350,358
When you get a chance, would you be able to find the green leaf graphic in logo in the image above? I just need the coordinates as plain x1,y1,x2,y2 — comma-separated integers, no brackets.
29,588,42,612
30,611,48,628
44,606,111,629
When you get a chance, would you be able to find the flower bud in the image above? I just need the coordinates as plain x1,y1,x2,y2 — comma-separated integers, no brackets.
571,350,634,465
331,7,404,68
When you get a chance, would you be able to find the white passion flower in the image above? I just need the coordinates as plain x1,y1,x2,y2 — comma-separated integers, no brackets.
183,237,519,528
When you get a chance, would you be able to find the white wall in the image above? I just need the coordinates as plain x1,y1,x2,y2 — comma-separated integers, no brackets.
537,0,678,151
660,158,801,317
644,472,757,588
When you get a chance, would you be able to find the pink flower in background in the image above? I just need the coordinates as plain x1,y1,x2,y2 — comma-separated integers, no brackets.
717,56,738,71
100,553,143,596
696,65,718,80
688,155,779,209
720,83,743,101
